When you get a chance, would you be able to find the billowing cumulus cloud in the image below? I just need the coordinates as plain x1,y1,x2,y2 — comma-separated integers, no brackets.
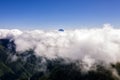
0,24,120,68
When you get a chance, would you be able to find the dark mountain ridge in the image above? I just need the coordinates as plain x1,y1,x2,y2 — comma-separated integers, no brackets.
0,39,120,80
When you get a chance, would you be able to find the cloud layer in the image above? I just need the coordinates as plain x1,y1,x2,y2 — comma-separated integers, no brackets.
0,24,120,67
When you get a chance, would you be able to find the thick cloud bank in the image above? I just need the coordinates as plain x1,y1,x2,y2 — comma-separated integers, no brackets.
0,24,120,66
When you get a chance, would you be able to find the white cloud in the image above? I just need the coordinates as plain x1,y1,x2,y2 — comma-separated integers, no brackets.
0,24,120,68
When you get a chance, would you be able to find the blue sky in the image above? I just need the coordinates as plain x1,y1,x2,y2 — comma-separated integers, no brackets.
0,0,120,29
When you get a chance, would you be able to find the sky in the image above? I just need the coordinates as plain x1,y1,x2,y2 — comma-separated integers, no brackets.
0,0,120,29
